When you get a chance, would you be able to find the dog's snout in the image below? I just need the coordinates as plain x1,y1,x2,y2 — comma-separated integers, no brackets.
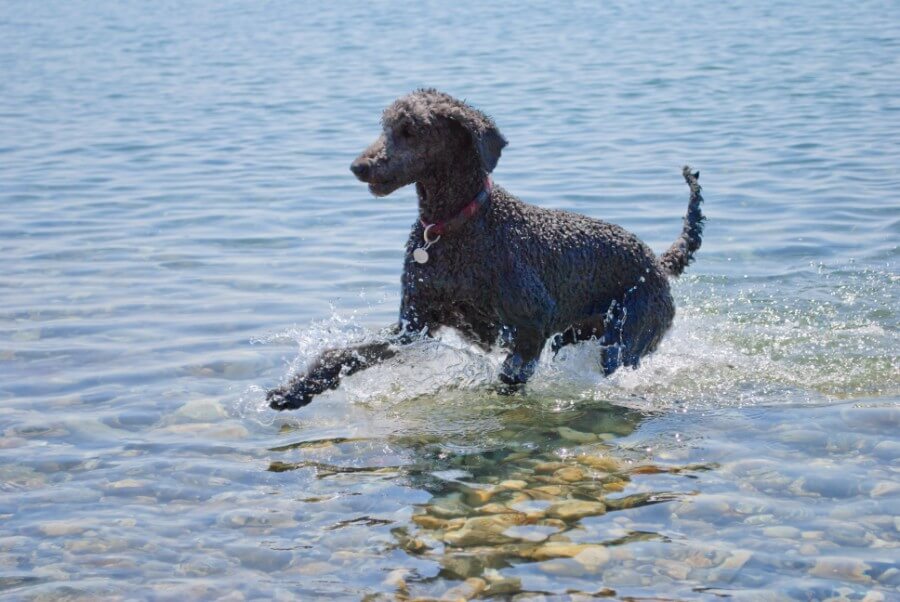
350,158,371,180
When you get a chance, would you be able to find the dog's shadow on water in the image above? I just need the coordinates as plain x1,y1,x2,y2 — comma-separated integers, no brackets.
264,393,710,596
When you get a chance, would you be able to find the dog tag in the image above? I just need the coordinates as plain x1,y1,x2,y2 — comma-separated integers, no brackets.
414,223,440,265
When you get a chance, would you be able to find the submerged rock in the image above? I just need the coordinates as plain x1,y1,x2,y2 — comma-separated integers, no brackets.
721,550,753,570
553,466,586,482
528,542,594,561
576,455,623,472
381,568,409,592
762,526,801,539
442,514,528,547
799,543,819,556
869,480,900,498
482,568,521,596
411,514,447,530
602,480,626,493
502,524,560,543
291,561,337,576
440,555,485,579
655,558,690,580
533,462,568,474
174,397,228,421
526,542,611,574
429,495,472,519
31,563,72,582
546,500,606,521
157,422,249,440
464,486,498,507
225,544,293,572
872,440,900,461
477,503,515,515
441,577,486,601
529,485,565,497
809,557,873,583
557,427,598,444
573,545,611,571
499,479,528,490
38,522,86,537
107,478,148,489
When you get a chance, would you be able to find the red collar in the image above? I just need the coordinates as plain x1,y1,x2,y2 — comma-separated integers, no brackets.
420,178,492,236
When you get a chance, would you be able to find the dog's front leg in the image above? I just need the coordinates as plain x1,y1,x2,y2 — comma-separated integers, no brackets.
267,322,424,410
498,329,545,391
496,267,553,392
267,340,398,410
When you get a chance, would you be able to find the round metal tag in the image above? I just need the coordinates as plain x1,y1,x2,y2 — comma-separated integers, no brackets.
413,248,429,264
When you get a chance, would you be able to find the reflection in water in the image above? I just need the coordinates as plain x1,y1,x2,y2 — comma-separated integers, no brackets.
258,398,898,600
266,398,713,599
2,356,895,600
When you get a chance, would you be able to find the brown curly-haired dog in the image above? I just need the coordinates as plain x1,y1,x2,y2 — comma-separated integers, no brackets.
268,89,705,410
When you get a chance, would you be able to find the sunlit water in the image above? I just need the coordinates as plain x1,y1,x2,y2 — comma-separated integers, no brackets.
2,1,898,600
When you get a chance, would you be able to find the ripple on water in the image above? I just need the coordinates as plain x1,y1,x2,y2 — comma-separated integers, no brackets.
2,0,899,599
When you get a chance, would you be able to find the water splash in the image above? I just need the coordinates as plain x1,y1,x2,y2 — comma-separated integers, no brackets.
248,260,897,419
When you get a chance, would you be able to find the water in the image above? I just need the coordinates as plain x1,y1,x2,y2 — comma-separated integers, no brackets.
1,1,898,599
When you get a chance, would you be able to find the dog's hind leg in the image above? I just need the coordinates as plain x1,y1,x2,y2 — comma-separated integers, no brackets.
551,316,607,355
601,291,674,375
548,308,653,377
599,299,632,376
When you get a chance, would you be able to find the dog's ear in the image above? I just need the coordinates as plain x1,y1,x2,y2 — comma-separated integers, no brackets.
441,104,508,174
472,125,507,174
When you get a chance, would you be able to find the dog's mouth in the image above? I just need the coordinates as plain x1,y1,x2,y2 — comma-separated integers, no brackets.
367,179,403,197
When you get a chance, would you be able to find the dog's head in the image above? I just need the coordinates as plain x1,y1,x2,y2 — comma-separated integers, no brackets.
350,89,507,197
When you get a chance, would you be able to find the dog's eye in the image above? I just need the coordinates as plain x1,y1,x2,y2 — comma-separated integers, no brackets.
400,126,413,140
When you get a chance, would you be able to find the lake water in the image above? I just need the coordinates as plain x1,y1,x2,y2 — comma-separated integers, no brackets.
1,1,898,600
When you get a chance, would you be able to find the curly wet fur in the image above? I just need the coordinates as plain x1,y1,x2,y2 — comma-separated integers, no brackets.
268,89,705,410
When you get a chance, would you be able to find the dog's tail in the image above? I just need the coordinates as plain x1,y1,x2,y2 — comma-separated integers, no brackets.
659,166,705,278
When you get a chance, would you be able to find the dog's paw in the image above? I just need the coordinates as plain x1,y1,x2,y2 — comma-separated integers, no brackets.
266,384,314,411
494,376,526,396
499,354,538,388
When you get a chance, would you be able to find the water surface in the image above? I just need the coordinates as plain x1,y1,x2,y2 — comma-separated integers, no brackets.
1,1,898,600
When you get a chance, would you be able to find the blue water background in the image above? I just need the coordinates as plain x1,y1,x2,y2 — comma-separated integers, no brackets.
1,1,898,599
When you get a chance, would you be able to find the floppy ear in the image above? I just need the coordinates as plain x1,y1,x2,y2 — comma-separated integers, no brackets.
473,125,507,174
442,104,508,174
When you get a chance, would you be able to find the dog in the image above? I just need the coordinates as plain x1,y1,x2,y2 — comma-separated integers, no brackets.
268,89,704,410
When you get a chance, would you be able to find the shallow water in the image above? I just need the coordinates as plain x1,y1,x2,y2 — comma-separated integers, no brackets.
1,1,898,600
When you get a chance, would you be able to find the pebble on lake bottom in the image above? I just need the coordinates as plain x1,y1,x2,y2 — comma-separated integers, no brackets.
37,522,87,537
545,500,606,521
809,557,873,583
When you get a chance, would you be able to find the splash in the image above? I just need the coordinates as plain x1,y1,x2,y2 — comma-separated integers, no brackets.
248,261,898,416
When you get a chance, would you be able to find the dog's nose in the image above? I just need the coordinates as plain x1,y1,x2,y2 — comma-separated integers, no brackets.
350,158,371,180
